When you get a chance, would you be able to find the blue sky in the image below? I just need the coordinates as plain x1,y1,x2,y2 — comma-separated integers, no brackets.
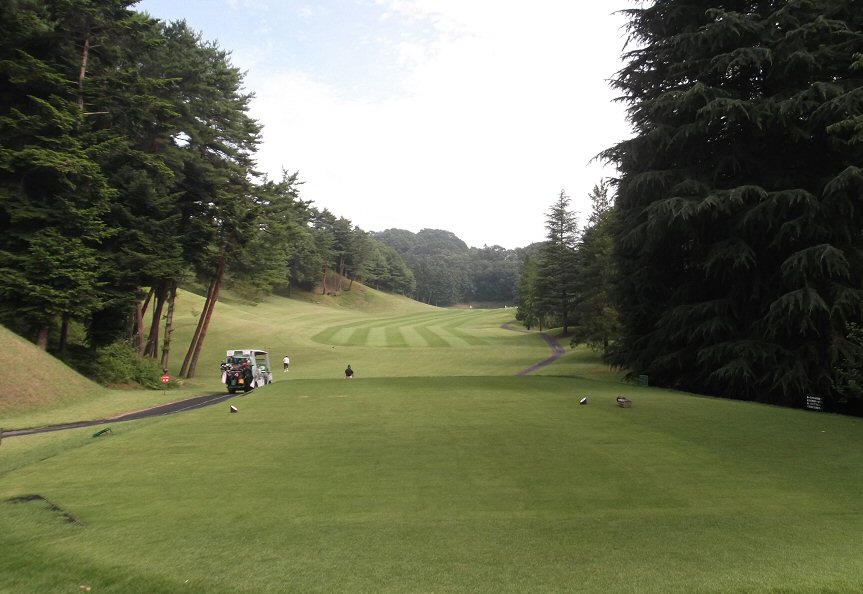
134,0,632,249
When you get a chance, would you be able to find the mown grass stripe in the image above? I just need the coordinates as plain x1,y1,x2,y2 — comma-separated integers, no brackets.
385,326,407,347
363,327,388,347
347,327,371,346
442,320,488,346
414,325,449,347
399,325,431,347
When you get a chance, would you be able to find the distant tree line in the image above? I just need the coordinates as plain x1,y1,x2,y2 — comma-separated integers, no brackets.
0,0,415,377
374,229,524,307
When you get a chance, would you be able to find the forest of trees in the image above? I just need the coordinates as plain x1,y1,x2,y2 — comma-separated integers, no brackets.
601,1,863,410
0,0,420,377
515,182,618,350
374,229,524,307
516,2,863,413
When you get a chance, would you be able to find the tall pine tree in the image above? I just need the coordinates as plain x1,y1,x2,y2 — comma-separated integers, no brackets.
535,190,579,334
0,0,117,348
570,180,620,352
604,1,863,407
154,21,261,379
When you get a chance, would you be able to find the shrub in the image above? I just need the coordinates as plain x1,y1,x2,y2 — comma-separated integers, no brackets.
90,341,164,389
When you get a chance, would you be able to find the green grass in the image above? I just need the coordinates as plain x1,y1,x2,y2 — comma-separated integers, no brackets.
1,287,862,592
0,325,109,416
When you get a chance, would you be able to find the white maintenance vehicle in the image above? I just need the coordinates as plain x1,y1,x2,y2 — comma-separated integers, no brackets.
220,349,273,394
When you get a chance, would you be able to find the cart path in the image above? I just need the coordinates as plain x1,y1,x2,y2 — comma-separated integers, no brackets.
3,392,238,438
501,323,566,376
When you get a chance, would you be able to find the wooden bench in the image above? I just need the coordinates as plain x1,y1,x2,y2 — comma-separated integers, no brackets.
616,396,632,408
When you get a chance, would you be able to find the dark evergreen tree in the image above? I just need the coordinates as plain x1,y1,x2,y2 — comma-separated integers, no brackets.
0,0,118,348
79,11,186,351
222,171,322,302
515,252,542,329
570,180,620,351
535,190,579,334
604,1,863,407
381,244,417,295
288,229,326,292
345,228,376,289
332,217,353,281
165,22,261,379
309,209,338,294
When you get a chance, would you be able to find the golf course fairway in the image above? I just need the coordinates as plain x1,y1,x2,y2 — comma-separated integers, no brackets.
1,288,861,593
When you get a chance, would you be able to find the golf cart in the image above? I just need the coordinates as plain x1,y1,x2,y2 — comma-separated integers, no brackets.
220,349,273,394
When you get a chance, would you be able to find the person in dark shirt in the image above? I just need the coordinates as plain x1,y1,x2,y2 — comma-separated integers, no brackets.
344,364,354,379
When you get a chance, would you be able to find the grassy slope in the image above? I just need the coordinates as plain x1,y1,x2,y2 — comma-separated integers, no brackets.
0,325,108,417
1,285,862,593
0,324,210,432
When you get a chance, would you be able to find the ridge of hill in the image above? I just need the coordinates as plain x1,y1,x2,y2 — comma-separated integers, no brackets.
286,281,435,315
0,325,106,415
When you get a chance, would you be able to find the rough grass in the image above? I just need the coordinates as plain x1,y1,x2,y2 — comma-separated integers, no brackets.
0,325,107,416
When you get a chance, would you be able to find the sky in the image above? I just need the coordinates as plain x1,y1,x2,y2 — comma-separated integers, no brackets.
134,0,634,249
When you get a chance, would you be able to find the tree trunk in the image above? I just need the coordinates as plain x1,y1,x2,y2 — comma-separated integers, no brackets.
321,267,329,295
144,282,167,358
36,327,49,350
338,256,346,291
133,301,145,354
141,286,154,319
59,316,69,357
180,272,218,377
78,34,90,111
134,287,154,355
160,281,177,373
186,259,225,379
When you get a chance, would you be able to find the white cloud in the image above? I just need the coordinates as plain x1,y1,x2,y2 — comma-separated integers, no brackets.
251,1,632,248
226,0,270,13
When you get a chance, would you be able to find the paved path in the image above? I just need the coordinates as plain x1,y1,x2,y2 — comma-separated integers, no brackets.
516,332,566,375
3,392,237,438
501,323,566,376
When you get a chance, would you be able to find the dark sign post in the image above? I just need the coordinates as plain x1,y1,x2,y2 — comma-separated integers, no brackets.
161,373,170,393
